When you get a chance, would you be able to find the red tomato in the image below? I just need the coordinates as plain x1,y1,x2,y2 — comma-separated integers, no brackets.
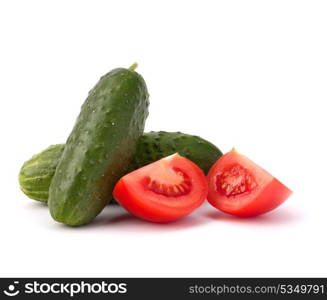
113,154,208,222
207,149,292,217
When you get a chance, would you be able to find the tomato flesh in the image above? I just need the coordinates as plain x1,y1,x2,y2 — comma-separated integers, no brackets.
215,164,257,197
207,149,292,217
113,154,208,222
142,167,192,197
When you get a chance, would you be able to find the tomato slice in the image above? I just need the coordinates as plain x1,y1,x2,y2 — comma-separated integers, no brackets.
113,154,208,222
207,149,292,217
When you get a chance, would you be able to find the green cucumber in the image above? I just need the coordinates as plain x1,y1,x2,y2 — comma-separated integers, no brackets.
129,131,222,174
48,65,149,226
19,132,222,203
19,144,64,202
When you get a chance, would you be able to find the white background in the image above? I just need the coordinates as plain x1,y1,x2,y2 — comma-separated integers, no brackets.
0,0,326,277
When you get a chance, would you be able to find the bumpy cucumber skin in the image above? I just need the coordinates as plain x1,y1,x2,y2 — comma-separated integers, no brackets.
48,68,149,226
19,144,65,202
129,131,223,174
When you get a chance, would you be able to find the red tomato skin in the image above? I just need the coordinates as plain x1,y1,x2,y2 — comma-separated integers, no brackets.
207,150,293,217
114,179,202,222
113,155,208,223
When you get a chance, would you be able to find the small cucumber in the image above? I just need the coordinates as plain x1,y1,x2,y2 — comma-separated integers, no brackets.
19,144,64,202
130,131,222,174
49,65,149,226
19,132,222,203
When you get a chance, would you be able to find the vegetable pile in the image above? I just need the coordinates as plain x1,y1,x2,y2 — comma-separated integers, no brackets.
19,64,292,226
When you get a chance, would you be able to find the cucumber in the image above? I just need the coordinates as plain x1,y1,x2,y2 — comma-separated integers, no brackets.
48,65,149,226
19,144,64,202
129,131,222,174
19,132,222,203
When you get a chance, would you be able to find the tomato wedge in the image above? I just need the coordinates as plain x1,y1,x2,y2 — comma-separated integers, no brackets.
113,154,208,222
207,149,292,217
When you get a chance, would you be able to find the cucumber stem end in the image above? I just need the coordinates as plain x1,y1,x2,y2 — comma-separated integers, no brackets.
128,63,138,71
